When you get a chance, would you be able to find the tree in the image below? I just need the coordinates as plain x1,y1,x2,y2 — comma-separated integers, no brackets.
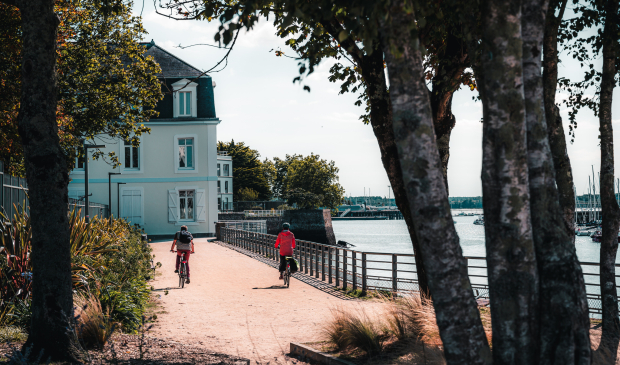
273,153,345,209
237,187,259,201
218,140,272,201
560,0,620,358
0,0,162,176
0,0,161,359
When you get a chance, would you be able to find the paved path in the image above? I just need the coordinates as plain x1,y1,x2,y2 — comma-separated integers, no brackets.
149,238,380,365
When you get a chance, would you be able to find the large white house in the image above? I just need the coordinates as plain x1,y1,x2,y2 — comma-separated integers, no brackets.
217,152,233,211
69,41,221,238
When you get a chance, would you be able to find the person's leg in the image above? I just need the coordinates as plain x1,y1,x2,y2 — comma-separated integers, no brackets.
184,250,191,278
175,253,181,272
279,255,286,279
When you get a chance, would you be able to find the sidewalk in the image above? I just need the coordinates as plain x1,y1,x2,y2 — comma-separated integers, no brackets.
149,238,381,365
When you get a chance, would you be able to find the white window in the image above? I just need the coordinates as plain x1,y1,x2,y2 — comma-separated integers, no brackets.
179,190,194,220
168,188,206,223
178,138,194,169
225,181,229,193
121,188,143,225
224,164,229,177
218,197,222,210
172,79,197,118
124,140,139,169
217,163,221,176
217,181,221,193
178,91,192,116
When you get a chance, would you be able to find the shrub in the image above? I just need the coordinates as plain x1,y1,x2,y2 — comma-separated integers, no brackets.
0,326,27,342
74,293,117,350
323,306,388,356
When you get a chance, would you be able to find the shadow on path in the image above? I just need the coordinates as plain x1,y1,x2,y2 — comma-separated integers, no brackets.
252,285,288,290
215,241,354,301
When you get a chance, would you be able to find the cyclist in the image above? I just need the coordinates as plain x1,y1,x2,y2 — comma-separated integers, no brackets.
170,225,194,284
275,222,296,280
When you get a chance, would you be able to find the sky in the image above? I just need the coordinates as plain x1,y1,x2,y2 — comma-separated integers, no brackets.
133,2,620,199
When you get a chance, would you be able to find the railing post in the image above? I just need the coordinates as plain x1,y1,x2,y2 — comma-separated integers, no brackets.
343,251,348,290
352,251,357,291
361,253,367,295
321,245,326,281
392,254,398,293
315,244,320,279
328,247,333,284
304,242,308,274
309,243,314,277
335,248,340,287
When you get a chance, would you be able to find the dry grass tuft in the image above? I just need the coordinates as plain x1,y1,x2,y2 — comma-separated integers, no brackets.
323,306,388,355
74,293,117,350
383,294,442,345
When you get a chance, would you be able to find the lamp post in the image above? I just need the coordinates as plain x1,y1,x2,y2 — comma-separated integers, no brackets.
117,182,126,218
109,172,121,218
83,141,106,223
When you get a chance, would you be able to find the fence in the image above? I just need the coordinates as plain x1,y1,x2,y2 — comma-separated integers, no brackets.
220,227,620,315
0,163,29,219
68,198,109,220
222,221,267,234
244,210,284,218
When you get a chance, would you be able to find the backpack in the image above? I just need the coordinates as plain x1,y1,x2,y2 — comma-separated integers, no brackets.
288,258,299,273
179,231,192,243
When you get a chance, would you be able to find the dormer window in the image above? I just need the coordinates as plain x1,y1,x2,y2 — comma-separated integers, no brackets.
172,79,197,118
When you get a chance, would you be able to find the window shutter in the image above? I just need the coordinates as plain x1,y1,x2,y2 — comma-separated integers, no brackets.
195,189,206,222
168,190,179,222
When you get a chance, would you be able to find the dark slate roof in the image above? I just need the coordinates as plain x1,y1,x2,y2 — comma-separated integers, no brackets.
142,40,205,78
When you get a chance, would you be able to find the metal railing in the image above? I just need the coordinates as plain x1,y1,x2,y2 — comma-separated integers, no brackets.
0,164,29,219
220,227,620,315
68,198,109,220
222,221,267,234
244,210,284,218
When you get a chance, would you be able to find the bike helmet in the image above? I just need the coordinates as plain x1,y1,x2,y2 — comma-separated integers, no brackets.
282,222,290,230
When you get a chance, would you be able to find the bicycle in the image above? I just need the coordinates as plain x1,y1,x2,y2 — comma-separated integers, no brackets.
283,256,293,288
175,251,188,288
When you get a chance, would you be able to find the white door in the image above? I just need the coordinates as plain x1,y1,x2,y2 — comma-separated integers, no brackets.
121,189,143,225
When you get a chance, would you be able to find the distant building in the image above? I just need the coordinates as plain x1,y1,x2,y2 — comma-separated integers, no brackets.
343,196,395,207
217,151,233,211
69,40,220,237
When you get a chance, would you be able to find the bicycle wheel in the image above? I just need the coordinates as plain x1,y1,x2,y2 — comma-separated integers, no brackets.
286,269,290,288
179,263,185,288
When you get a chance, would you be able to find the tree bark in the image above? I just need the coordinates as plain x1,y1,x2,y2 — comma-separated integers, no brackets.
359,46,430,296
598,0,620,358
522,0,591,363
429,32,469,194
380,2,492,364
478,1,540,363
320,19,430,295
15,0,75,360
542,0,575,242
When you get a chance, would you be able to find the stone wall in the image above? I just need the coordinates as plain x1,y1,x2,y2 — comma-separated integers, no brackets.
281,209,336,246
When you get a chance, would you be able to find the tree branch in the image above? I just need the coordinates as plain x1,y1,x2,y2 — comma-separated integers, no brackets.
0,0,18,8
320,17,365,65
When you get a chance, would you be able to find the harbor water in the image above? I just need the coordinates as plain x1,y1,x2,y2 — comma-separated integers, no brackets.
331,215,620,298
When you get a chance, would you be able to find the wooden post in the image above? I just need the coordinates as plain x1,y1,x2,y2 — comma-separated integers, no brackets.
328,247,333,284
362,253,367,296
352,251,357,291
392,254,398,293
342,250,347,290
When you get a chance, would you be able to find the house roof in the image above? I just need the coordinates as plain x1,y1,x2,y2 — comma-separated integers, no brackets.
142,40,207,78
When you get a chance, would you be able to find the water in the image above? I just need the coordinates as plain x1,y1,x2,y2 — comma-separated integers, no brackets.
332,216,619,298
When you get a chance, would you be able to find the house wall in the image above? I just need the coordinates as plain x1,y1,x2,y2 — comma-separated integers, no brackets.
69,122,219,236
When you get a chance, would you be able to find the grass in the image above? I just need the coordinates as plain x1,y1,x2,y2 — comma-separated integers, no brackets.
0,326,27,342
74,293,117,350
322,293,493,362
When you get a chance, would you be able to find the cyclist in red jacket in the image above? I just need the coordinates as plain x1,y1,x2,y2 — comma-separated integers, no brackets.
275,222,296,280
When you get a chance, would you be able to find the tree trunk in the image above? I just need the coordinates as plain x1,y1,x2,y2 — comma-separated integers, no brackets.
522,0,592,363
360,47,430,295
478,1,540,363
429,32,469,194
380,2,492,364
598,0,620,358
16,0,75,361
542,0,575,242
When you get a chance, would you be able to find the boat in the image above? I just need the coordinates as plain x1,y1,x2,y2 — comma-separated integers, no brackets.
591,231,620,243
473,216,485,225
575,228,595,236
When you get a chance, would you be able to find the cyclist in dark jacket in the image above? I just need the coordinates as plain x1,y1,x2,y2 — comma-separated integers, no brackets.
170,225,194,284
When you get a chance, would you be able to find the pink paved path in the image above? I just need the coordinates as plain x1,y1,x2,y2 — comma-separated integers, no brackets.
149,238,380,365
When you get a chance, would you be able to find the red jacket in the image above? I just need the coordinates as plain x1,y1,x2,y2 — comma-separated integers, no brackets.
275,230,296,256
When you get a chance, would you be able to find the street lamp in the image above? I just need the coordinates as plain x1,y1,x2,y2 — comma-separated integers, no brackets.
117,182,126,218
109,172,121,218
83,141,106,223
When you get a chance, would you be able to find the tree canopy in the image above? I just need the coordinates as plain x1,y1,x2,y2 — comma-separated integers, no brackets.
265,154,344,209
218,140,272,201
0,0,162,176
